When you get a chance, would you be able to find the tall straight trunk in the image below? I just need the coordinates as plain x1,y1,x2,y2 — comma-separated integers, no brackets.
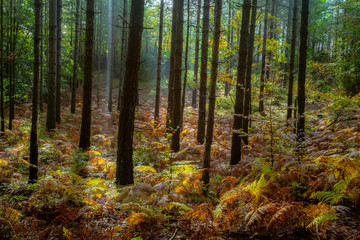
116,0,144,186
8,0,13,130
29,0,41,184
297,0,309,142
170,0,184,152
191,0,201,108
56,0,62,123
0,0,4,135
181,0,190,121
286,0,298,122
283,0,293,85
243,0,257,145
269,0,276,39
108,0,115,112
39,3,44,113
166,0,178,130
224,1,231,97
71,0,80,114
154,0,164,124
259,0,269,113
46,0,57,131
79,0,95,150
230,0,251,166
117,0,128,110
202,0,222,194
197,0,210,144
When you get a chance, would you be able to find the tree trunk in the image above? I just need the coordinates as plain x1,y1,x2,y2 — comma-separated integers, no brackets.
39,3,44,113
154,0,164,125
225,1,232,97
56,0,62,124
46,0,57,131
71,0,80,114
259,0,269,114
197,0,210,144
286,0,298,123
230,0,251,166
170,0,184,152
202,0,222,194
297,0,309,142
181,0,190,123
29,0,41,184
117,0,128,111
243,0,257,145
116,0,144,186
191,0,201,108
0,0,4,135
283,0,293,86
79,0,95,150
108,0,115,112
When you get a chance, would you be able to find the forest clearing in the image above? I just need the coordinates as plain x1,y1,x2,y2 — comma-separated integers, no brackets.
0,0,360,239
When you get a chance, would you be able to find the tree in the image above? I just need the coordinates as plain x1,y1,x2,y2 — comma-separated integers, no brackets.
56,0,62,124
116,0,144,185
29,0,42,184
0,0,4,135
230,0,251,166
191,0,201,108
286,0,298,123
118,0,128,111
170,0,184,152
79,0,95,150
202,0,222,194
243,0,257,145
107,0,115,112
297,0,309,142
181,0,190,121
71,0,80,114
197,0,210,144
154,0,164,125
259,0,269,114
46,0,57,131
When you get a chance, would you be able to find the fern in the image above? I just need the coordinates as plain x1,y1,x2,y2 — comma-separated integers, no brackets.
245,203,277,230
306,212,339,230
160,202,191,214
310,191,346,205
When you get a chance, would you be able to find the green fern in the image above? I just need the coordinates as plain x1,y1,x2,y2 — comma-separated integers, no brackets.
310,191,346,205
306,212,339,230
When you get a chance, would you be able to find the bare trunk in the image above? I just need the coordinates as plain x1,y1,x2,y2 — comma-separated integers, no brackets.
154,0,164,124
116,0,144,185
71,0,80,114
202,0,222,194
191,0,201,108
259,0,269,114
56,0,62,124
230,0,251,166
29,0,41,183
197,0,210,144
79,0,95,150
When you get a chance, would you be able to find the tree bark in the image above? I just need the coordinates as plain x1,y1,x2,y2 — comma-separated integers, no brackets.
56,0,62,124
116,0,144,186
46,0,57,131
286,0,298,123
230,0,251,166
181,0,190,122
191,0,201,108
170,0,184,152
259,0,269,114
224,1,232,97
0,0,4,135
283,0,293,86
197,0,210,144
117,0,128,111
297,0,309,142
79,0,95,150
154,0,164,124
202,0,222,194
29,0,41,184
243,0,257,145
108,0,115,112
71,0,80,114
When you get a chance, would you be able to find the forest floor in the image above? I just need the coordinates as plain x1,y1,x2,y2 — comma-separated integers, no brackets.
1,83,360,240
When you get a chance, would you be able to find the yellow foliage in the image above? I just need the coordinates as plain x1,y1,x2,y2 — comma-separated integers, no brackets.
134,165,157,173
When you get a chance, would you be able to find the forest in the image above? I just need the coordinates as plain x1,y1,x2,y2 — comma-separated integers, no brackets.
0,0,359,239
